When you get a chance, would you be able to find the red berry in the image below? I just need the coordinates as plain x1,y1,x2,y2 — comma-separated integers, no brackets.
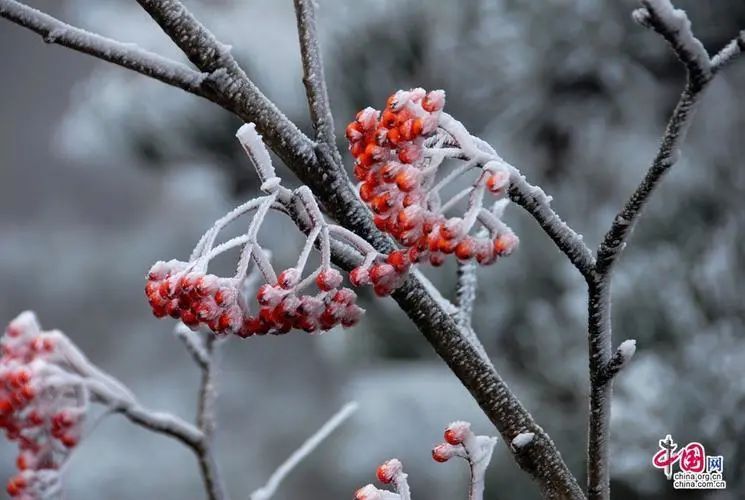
316,268,343,291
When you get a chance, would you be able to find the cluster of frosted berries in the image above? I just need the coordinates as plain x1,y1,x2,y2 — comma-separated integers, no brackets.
346,88,518,270
431,421,496,465
1,313,82,499
146,260,364,337
355,421,498,500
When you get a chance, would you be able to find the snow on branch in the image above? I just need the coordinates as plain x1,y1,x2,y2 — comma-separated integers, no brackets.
251,402,358,500
432,422,497,500
602,339,637,382
292,0,340,164
633,0,711,85
0,0,208,96
711,30,745,73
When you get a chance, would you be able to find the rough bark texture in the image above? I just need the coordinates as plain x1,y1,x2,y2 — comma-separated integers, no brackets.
2,0,744,498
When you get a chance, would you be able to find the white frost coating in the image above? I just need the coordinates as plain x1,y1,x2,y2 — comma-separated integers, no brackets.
236,123,281,188
411,269,457,315
251,402,358,500
617,339,637,364
511,432,535,450
642,0,710,73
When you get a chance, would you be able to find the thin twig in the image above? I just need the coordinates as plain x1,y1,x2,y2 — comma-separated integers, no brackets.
250,402,359,500
195,334,228,500
508,174,595,278
0,0,208,96
455,260,478,331
174,322,210,369
292,0,342,164
711,30,745,74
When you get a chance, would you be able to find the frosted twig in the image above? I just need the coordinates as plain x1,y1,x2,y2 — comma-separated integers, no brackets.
508,173,595,278
587,3,742,499
0,0,209,96
250,402,358,500
455,259,478,331
195,335,227,500
632,0,711,86
174,323,210,369
51,323,226,500
711,31,745,73
293,0,342,165
89,380,204,449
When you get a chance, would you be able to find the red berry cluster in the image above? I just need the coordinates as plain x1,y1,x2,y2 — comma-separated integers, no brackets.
432,421,472,463
146,260,364,337
1,313,83,498
346,88,518,271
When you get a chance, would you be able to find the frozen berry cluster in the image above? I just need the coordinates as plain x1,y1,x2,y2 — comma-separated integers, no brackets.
1,313,82,499
355,458,409,500
146,260,364,337
346,88,518,271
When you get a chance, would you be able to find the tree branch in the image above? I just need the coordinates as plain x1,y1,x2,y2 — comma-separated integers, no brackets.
711,30,745,73
508,174,595,278
87,380,204,449
134,0,316,168
292,0,342,164
250,402,358,500
586,2,742,498
0,0,208,96
194,334,228,500
1,1,585,496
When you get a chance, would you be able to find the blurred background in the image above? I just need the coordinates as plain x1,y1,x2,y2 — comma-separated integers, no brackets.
1,0,744,498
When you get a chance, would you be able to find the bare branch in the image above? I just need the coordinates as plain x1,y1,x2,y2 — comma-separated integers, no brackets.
250,402,358,500
293,0,342,163
0,0,208,96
